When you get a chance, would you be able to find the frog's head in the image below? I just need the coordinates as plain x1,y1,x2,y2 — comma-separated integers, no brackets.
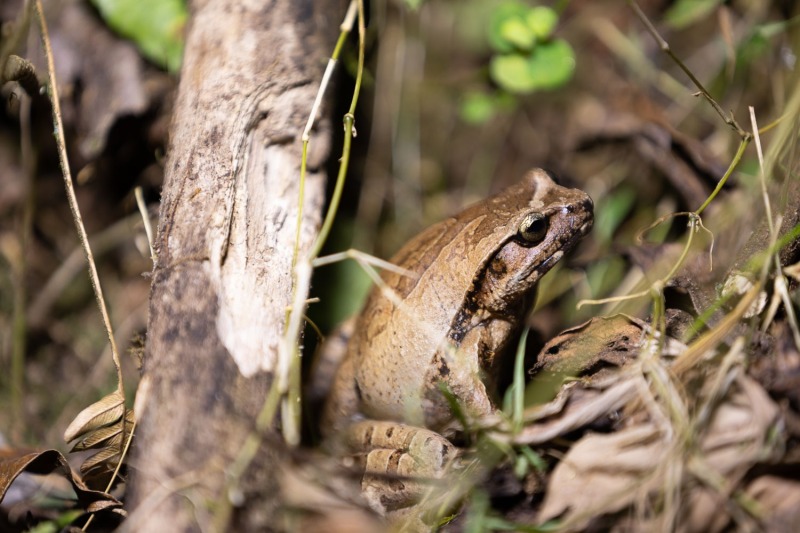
473,169,593,315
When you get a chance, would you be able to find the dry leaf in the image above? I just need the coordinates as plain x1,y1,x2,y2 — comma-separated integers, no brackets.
513,379,638,445
533,315,648,376
64,389,125,444
504,315,679,444
537,374,783,531
86,499,128,514
744,475,800,532
81,446,122,478
538,424,665,525
0,447,120,510
79,409,135,489
698,375,781,479
64,390,134,490
70,409,134,452
71,428,124,453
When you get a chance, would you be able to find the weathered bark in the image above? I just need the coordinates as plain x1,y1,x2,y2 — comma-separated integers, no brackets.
127,0,337,530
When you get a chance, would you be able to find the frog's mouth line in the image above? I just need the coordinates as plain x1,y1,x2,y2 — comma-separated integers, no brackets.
511,212,593,286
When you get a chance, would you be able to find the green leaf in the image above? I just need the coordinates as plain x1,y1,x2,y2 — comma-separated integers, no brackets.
526,6,558,40
514,455,529,478
519,445,547,473
490,54,538,93
665,0,723,29
738,30,770,66
595,185,636,243
510,328,529,431
499,17,536,50
460,92,497,124
526,38,575,90
92,0,187,71
487,1,532,53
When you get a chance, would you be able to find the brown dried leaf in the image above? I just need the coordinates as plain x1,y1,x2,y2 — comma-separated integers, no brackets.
64,389,125,444
71,428,123,453
533,315,647,376
570,110,722,206
2,55,40,97
0,447,120,509
81,444,128,490
87,499,128,515
70,409,135,452
75,409,135,490
744,476,800,531
513,379,638,445
45,2,152,159
493,315,677,444
538,424,665,525
537,374,783,531
698,375,781,479
81,446,121,477
534,315,685,376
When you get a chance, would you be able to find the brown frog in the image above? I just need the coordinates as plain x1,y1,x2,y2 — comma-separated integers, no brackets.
321,169,593,518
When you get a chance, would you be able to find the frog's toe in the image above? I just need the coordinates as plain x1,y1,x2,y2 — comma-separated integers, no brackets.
344,420,458,520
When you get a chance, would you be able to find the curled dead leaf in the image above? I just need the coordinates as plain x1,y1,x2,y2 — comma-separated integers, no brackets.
512,379,638,445
64,389,125,444
532,314,649,376
537,373,783,531
70,409,135,452
538,424,665,526
744,475,800,531
81,446,124,485
81,409,135,489
64,391,135,490
0,447,120,510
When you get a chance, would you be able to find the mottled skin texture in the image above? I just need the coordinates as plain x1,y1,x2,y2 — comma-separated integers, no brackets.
324,169,594,441
320,170,593,520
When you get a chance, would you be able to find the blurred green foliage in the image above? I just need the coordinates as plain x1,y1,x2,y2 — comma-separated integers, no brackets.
460,1,576,124
665,0,723,29
487,2,574,94
92,0,187,71
460,90,516,124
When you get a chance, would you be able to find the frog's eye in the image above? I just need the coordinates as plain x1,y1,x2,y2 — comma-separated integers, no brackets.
518,212,548,244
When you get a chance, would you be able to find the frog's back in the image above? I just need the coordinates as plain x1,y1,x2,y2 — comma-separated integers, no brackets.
346,177,548,425
323,170,592,432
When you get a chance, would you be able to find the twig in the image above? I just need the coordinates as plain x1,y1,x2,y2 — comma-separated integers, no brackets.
309,0,365,259
694,137,750,216
749,107,775,237
628,0,750,140
749,108,800,349
33,0,123,385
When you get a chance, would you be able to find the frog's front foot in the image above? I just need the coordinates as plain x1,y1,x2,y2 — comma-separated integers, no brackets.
341,420,457,522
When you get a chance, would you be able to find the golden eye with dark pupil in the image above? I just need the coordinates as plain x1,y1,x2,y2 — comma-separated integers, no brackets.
518,212,548,244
